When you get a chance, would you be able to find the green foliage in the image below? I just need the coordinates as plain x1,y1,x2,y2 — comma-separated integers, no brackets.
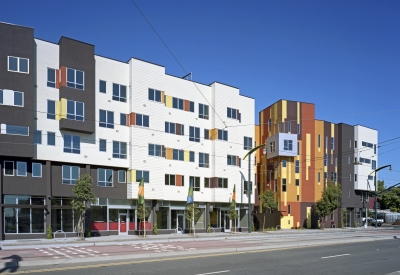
315,180,342,229
207,224,211,233
378,180,400,212
86,224,91,238
46,225,53,239
259,189,278,211
252,222,255,232
137,204,150,222
153,223,158,235
340,208,348,228
185,203,201,234
228,204,238,221
71,174,97,240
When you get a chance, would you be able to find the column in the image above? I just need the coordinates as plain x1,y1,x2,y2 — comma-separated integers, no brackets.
46,161,52,234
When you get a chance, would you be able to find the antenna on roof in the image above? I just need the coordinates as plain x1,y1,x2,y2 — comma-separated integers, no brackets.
182,72,192,81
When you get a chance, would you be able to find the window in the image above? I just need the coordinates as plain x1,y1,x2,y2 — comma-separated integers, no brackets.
348,156,351,164
98,168,113,187
244,137,252,150
148,88,161,102
136,170,150,183
374,144,377,154
0,90,2,104
136,114,149,127
8,56,29,73
120,113,127,126
368,175,374,181
355,141,357,148
295,160,300,173
13,91,23,107
5,125,29,136
324,154,327,166
268,119,272,132
284,140,293,151
227,107,238,119
32,163,42,177
17,162,27,177
282,160,287,168
325,136,328,148
349,140,352,148
297,195,300,201
297,142,300,155
172,97,184,110
99,139,107,152
4,161,14,176
64,134,80,154
34,130,42,144
274,180,277,192
67,68,84,90
318,135,320,148
227,155,237,166
99,110,114,128
113,141,127,159
218,178,228,188
362,141,373,148
218,129,228,141
190,176,201,191
47,68,56,88
282,179,287,192
204,178,210,188
199,153,209,168
165,122,184,135
62,165,79,184
348,190,350,198
189,101,194,112
331,155,333,165
244,181,253,194
295,179,300,186
324,172,327,180
297,124,301,134
281,122,285,133
67,100,84,121
165,174,176,185
372,160,376,170
204,129,210,140
199,103,209,119
112,83,127,102
189,126,200,142
118,170,126,183
99,80,106,93
318,172,320,183
349,174,352,181
270,141,276,152
47,100,56,119
173,149,184,161
190,151,195,162
331,138,334,150
47,132,56,146
148,144,162,157
355,174,357,181
288,205,291,215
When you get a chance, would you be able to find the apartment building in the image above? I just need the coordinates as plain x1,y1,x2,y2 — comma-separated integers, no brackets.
0,22,255,240
256,100,377,228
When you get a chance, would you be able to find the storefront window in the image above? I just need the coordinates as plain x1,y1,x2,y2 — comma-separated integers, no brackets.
109,209,118,230
91,206,107,231
210,208,219,228
157,207,169,229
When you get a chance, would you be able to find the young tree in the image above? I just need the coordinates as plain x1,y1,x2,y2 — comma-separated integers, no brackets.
380,187,400,212
185,203,200,235
136,204,150,235
259,189,278,212
71,174,97,240
315,180,342,229
228,203,239,233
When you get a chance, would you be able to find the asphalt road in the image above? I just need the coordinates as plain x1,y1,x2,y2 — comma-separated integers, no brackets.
3,238,400,275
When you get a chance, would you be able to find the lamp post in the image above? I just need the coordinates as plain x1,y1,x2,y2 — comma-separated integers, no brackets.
369,165,392,228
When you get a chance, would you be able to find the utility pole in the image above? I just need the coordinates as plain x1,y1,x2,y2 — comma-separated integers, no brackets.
248,155,251,233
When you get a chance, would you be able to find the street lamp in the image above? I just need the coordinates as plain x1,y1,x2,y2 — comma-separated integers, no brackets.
369,164,392,228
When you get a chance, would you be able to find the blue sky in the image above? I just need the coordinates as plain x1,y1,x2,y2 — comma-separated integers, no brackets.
1,0,399,186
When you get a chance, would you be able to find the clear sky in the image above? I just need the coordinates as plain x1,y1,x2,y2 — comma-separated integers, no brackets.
1,0,399,186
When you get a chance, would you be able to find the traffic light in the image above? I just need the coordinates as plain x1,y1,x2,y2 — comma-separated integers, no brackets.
374,202,380,209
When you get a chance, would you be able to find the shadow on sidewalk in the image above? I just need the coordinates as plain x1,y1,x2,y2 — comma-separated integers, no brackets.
0,255,22,273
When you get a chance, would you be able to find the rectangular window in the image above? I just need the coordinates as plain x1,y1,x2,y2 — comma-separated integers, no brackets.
67,100,84,121
218,129,228,141
189,126,200,142
282,160,287,168
199,153,209,168
297,142,300,155
6,125,29,136
287,121,291,133
348,156,351,164
268,119,272,132
318,135,320,148
34,130,42,144
295,160,300,173
318,172,320,183
218,178,228,188
348,190,350,198
13,91,23,107
148,144,162,157
372,160,376,170
270,141,275,152
297,195,300,201
244,136,252,150
136,114,149,127
32,163,42,178
64,134,80,154
16,161,27,177
47,132,56,146
331,137,335,150
112,141,127,159
136,170,150,183
324,172,327,180
4,161,14,176
282,179,287,192
204,129,210,140
368,175,373,181
165,174,176,185
118,170,126,183
172,97,184,110
99,110,114,128
325,136,328,148
349,140,352,148
98,168,113,187
172,149,184,161
148,88,161,102
324,154,327,166
199,103,209,119
67,68,84,90
281,122,285,133
227,155,237,166
190,151,195,162
189,101,194,112
0,89,2,104
331,155,333,165
297,124,301,134
374,144,376,154
295,179,299,186
190,176,201,191
99,139,107,152
288,205,291,214
47,100,56,119
349,174,352,181
120,113,127,126
99,80,106,93
8,56,29,73
284,140,293,151
227,107,238,119
204,178,210,188
62,165,80,184
47,68,56,88
355,141,357,148
112,83,127,102
165,122,184,135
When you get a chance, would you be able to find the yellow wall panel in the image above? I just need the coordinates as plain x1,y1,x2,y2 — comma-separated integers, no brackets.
166,148,173,160
129,170,136,183
184,150,190,162
281,216,294,229
165,95,172,108
306,133,311,181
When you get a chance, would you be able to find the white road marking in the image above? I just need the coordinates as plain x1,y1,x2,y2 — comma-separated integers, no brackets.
196,271,230,275
321,254,350,259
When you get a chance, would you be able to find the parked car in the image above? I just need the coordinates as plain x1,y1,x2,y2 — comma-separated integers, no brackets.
366,218,382,227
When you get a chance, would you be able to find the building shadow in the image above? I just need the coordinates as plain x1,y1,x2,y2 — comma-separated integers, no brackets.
0,255,22,273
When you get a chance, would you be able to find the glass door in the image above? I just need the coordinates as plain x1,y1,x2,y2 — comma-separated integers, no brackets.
119,214,128,234
224,214,231,232
177,214,184,233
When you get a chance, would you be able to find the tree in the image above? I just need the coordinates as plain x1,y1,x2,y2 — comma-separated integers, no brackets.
259,189,278,212
185,203,200,235
228,203,239,233
71,174,97,240
136,204,150,234
315,180,342,229
380,187,400,212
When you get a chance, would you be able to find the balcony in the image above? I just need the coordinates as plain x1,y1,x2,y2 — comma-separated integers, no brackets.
266,133,297,159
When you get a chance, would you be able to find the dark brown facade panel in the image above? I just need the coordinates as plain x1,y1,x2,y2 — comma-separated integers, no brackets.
210,177,218,188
